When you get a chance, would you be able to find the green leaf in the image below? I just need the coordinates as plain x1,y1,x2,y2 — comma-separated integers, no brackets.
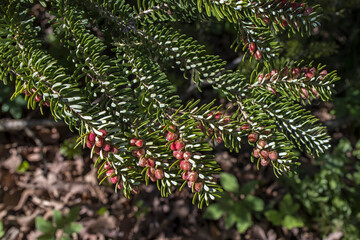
224,211,237,229
60,236,73,240
220,173,239,193
0,221,4,238
64,223,83,234
243,195,264,212
240,180,258,195
279,194,299,215
38,233,56,240
35,217,56,234
16,160,29,173
236,220,253,234
97,207,108,216
65,206,80,223
282,215,304,229
203,203,225,220
53,210,64,228
265,210,283,226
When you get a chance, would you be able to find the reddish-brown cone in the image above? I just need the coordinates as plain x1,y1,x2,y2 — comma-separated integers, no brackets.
135,139,144,148
248,132,259,143
194,182,203,192
180,160,192,171
110,176,119,184
130,138,137,146
188,171,198,182
139,157,148,167
155,169,164,180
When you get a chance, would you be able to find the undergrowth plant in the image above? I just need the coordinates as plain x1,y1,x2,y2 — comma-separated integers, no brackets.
35,207,83,240
0,0,339,208
204,173,264,233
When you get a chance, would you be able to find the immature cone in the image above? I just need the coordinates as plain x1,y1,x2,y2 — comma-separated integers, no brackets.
88,132,96,142
254,50,262,60
253,148,260,158
34,94,42,102
182,171,190,180
86,140,94,149
103,161,112,170
248,132,259,143
147,168,156,182
146,158,155,168
183,151,192,160
260,158,270,166
291,67,301,78
269,151,278,161
309,67,317,74
271,69,279,78
147,167,156,177
111,147,119,154
106,169,115,177
257,140,267,148
99,129,107,138
175,151,184,160
258,73,264,83
319,70,328,79
110,176,119,184
94,147,101,155
300,88,309,99
188,171,198,182
136,148,146,157
194,182,203,192
241,123,251,131
170,142,177,151
311,87,319,98
102,143,111,152
139,157,148,167
95,137,104,147
131,149,138,157
130,138,137,146
249,42,256,54
166,132,178,141
155,169,164,180
135,139,143,148
175,140,185,150
180,160,192,171
305,72,314,79
214,112,222,120
260,150,269,159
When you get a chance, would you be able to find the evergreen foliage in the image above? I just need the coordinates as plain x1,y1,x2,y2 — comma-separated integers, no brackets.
0,0,339,208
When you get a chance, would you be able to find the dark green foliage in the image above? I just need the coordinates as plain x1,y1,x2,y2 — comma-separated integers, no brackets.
0,0,339,207
265,193,304,229
284,139,360,239
203,173,264,233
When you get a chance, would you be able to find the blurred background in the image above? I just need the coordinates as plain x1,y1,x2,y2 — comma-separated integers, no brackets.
1,1,360,239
